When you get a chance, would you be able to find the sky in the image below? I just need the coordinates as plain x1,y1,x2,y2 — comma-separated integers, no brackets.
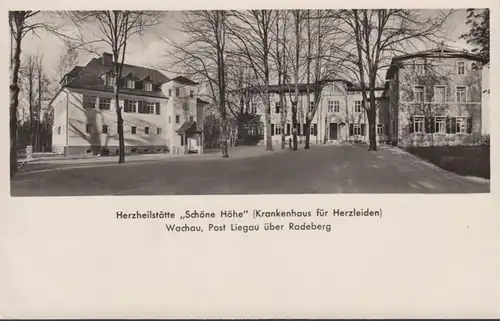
19,9,475,86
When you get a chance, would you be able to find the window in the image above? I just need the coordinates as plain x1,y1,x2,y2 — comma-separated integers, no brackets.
102,125,108,134
57,126,61,135
144,82,152,91
99,97,111,110
190,116,194,122
175,88,180,97
157,128,162,135
413,116,425,133
146,102,155,114
131,126,137,135
175,115,180,124
457,61,465,75
106,74,115,87
190,90,194,98
456,117,467,133
145,127,150,135
328,101,334,113
434,86,446,103
377,124,384,135
434,116,446,133
250,102,257,114
354,100,362,113
415,64,425,76
334,101,340,113
414,86,425,102
127,79,135,89
353,123,362,136
310,124,318,136
125,100,137,113
83,95,97,109
168,89,172,97
275,124,283,135
456,86,467,103
85,124,93,134
275,102,281,114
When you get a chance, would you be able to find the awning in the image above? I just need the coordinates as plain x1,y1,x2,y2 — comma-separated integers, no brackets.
176,120,203,134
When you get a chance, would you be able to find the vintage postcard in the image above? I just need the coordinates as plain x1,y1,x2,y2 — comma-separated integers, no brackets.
1,0,499,318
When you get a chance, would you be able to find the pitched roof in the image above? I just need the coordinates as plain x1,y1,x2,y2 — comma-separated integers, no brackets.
169,76,199,85
385,47,486,81
176,120,203,133
63,56,170,99
197,98,210,105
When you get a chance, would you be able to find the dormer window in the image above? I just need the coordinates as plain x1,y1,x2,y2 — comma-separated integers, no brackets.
144,82,152,91
127,79,135,89
457,61,465,75
104,73,115,87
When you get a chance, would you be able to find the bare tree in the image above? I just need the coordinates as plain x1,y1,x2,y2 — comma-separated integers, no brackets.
303,10,344,149
229,10,277,151
35,56,52,152
9,11,46,175
20,56,37,149
282,10,308,151
158,11,230,157
57,45,79,81
337,9,452,151
66,11,162,163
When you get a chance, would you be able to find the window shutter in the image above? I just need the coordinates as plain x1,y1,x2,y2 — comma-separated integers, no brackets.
424,117,430,133
446,117,451,133
409,116,414,133
271,124,275,136
123,99,129,112
286,124,290,135
451,117,457,134
349,124,353,136
361,124,366,136
467,117,473,133
313,124,317,136
155,102,160,115
430,117,435,133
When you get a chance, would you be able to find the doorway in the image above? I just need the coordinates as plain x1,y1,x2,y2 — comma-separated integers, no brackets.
329,123,338,140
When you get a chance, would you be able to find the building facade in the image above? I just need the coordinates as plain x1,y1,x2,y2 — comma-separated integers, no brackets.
244,81,386,146
50,53,208,156
383,48,487,147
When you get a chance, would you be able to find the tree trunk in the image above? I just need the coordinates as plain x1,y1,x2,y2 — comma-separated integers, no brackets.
367,86,377,151
263,88,273,151
10,22,22,176
291,102,298,151
367,105,377,151
323,115,328,144
114,83,125,163
220,121,229,157
304,118,311,149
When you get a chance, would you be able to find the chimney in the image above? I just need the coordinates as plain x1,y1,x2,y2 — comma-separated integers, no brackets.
102,52,113,66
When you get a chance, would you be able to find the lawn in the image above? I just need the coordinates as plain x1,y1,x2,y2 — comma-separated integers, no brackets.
405,145,490,179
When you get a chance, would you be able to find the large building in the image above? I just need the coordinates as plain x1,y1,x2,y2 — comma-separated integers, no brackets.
245,48,487,148
383,48,487,147
50,52,208,156
242,81,386,146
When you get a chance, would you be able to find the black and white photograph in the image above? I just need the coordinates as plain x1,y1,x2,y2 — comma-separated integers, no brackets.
9,8,491,196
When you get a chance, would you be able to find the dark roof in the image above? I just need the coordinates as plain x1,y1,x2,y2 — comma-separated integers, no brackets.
63,56,170,99
169,76,199,85
176,121,203,133
235,79,354,94
59,66,83,84
197,98,210,105
385,47,486,81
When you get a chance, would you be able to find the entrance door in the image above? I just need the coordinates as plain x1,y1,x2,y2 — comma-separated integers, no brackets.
329,123,338,140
